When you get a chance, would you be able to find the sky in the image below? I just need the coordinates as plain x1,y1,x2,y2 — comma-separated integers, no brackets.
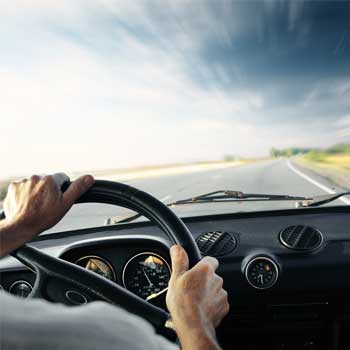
0,0,350,179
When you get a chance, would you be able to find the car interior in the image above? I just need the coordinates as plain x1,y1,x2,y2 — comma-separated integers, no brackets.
1,1,350,349
1,180,350,350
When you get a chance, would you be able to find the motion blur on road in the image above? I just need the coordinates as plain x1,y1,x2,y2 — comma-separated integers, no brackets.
49,158,350,233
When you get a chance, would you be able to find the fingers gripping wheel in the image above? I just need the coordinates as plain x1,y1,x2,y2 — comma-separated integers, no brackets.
3,180,201,332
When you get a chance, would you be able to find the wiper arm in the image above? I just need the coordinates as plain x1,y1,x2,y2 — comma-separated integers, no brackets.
106,190,309,225
171,190,308,205
296,191,350,208
105,190,349,225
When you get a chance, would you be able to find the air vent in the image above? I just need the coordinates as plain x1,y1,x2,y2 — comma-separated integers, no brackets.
279,225,323,251
196,231,237,257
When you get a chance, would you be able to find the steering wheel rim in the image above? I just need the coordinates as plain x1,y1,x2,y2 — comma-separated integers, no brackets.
3,180,201,332
76,180,201,266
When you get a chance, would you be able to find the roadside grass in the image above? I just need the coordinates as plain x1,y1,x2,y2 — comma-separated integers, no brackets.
303,152,350,171
296,152,350,189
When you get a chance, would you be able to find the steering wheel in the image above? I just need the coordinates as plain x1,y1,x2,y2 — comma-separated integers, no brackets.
1,180,201,333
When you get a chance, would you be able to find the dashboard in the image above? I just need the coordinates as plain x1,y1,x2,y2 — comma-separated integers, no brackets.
1,205,350,349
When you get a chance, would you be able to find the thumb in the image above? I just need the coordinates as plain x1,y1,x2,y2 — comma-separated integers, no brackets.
170,245,189,277
63,175,94,208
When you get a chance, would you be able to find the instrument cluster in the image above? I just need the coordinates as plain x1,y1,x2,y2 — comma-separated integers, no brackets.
73,250,171,302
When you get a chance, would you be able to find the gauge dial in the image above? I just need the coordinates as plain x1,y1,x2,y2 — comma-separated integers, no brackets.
9,280,32,298
123,252,171,300
75,256,116,282
245,256,279,289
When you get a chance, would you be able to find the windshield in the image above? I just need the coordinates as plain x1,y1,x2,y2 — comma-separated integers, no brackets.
0,1,349,233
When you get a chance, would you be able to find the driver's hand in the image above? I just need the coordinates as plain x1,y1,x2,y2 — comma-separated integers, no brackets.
0,174,94,256
166,245,229,350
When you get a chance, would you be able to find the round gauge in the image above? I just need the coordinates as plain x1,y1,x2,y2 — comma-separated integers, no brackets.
75,256,116,282
9,280,32,298
123,252,171,301
245,257,279,290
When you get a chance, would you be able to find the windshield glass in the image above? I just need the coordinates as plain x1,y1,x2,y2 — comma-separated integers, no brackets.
1,1,349,233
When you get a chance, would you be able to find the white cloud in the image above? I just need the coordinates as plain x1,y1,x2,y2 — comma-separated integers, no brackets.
337,128,350,139
335,115,350,127
0,1,348,179
0,5,266,179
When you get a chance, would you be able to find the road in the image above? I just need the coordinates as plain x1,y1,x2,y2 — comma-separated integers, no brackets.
48,159,350,233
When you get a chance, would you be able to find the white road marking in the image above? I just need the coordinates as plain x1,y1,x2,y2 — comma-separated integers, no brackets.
160,195,172,202
286,159,350,205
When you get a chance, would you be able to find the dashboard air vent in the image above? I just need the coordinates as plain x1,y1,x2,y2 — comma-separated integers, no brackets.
279,225,323,251
196,231,237,257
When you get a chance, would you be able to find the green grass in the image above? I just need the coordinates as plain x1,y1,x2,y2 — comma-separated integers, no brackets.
304,151,328,163
301,153,350,171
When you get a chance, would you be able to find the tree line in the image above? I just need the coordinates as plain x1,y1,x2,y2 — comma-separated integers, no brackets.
270,143,350,158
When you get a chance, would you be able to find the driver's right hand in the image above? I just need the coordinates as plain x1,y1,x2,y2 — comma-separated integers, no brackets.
166,245,229,349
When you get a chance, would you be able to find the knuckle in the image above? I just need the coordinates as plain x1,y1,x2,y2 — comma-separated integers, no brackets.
203,256,219,269
211,256,219,265
223,301,230,315
75,181,84,192
30,175,40,183
42,176,54,186
42,175,50,182
199,262,212,275
217,275,224,287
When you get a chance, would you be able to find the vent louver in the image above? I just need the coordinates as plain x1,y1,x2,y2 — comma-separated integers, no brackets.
196,231,237,257
279,225,323,251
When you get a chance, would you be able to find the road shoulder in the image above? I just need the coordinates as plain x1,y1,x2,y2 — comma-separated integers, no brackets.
293,157,350,190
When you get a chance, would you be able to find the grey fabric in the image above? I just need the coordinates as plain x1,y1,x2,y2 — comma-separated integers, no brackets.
0,292,177,350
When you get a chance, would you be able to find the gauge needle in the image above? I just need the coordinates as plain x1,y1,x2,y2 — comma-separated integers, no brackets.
142,268,154,287
146,287,168,302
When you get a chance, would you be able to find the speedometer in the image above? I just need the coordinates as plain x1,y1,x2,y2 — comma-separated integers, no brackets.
122,252,171,301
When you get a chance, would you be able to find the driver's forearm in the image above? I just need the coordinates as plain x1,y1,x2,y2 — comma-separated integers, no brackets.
0,220,36,257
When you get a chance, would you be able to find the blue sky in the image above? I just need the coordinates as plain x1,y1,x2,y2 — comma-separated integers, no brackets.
0,0,349,178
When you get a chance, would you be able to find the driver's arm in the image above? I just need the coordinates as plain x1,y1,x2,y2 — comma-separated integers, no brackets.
0,174,229,350
0,174,94,257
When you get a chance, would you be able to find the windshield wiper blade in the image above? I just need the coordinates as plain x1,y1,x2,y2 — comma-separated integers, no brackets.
106,190,309,225
171,190,308,205
296,191,350,208
105,190,350,225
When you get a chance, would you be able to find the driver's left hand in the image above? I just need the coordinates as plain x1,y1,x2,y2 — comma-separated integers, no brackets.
0,173,94,256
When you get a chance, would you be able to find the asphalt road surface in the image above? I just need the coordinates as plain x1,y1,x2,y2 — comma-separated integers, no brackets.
48,159,349,233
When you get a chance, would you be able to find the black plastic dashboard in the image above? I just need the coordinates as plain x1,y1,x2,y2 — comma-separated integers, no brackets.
1,205,350,349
